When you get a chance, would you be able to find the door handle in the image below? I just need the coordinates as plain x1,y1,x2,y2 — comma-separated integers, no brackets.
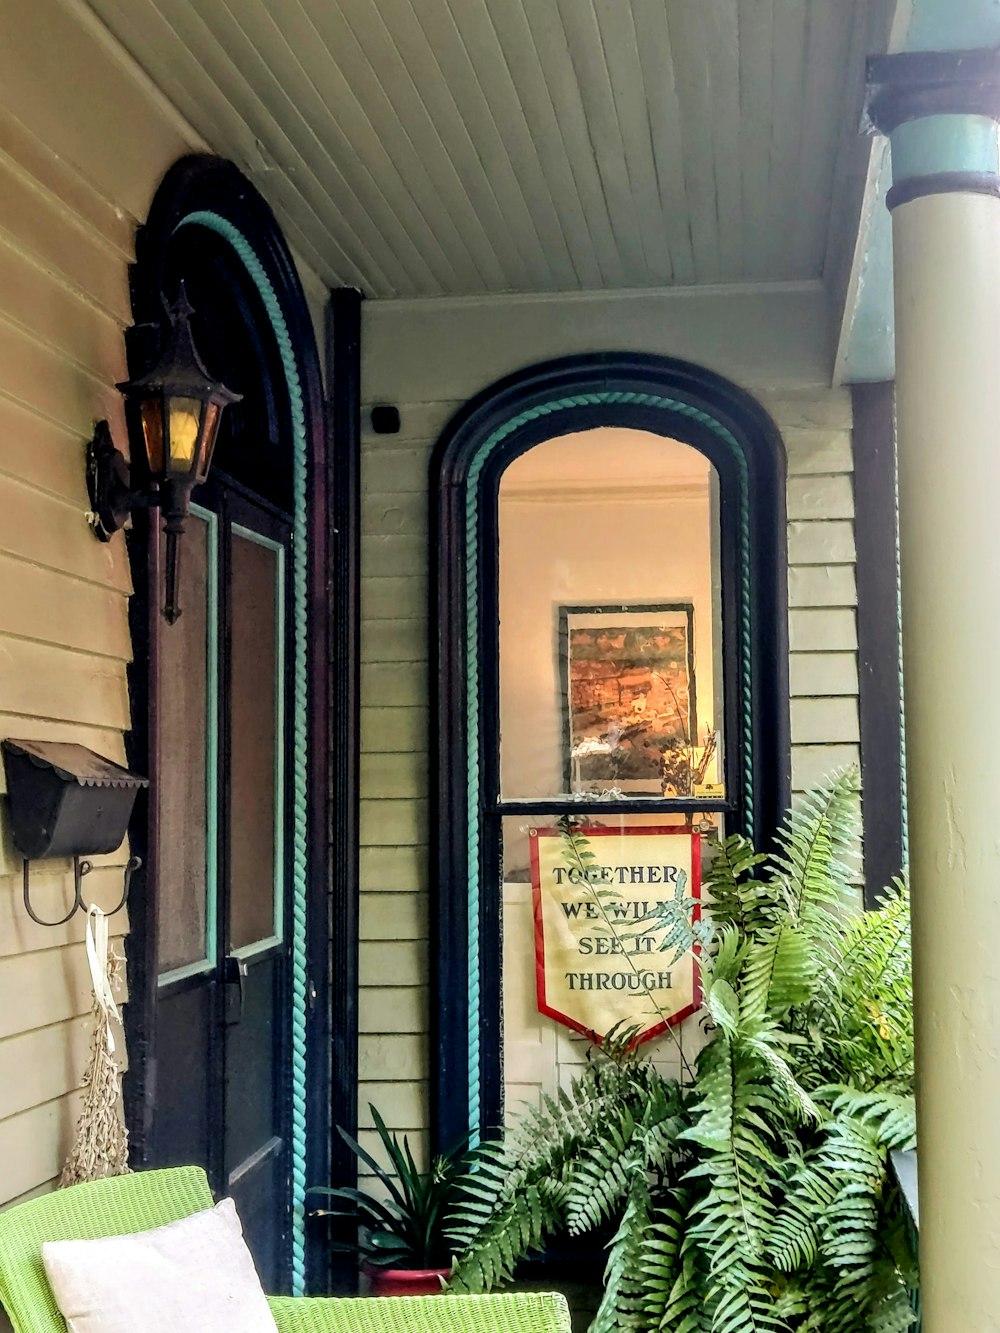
223,955,248,1026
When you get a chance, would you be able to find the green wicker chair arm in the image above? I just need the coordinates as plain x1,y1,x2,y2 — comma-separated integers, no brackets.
0,1167,571,1333
267,1293,572,1333
0,1168,215,1333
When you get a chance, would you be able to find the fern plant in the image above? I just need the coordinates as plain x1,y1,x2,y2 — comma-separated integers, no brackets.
448,771,916,1333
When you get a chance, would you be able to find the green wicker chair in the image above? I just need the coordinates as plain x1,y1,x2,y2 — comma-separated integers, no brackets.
0,1166,572,1333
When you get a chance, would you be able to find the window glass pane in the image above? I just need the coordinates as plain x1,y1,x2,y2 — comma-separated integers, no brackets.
498,428,725,801
229,529,282,952
501,811,721,1120
158,511,213,977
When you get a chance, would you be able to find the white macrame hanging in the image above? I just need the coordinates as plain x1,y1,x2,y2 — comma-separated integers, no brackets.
60,905,130,1187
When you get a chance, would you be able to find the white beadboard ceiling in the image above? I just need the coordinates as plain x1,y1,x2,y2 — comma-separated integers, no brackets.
87,0,880,299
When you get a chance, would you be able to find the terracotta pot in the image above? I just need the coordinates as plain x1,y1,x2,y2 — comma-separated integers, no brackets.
366,1267,450,1297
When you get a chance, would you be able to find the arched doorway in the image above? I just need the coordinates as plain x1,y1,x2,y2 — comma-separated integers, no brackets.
120,156,355,1295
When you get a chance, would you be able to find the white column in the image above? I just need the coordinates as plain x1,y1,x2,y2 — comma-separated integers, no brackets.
888,141,1000,1330
893,188,1000,1328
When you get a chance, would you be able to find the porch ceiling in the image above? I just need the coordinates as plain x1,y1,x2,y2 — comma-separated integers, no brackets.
88,0,885,300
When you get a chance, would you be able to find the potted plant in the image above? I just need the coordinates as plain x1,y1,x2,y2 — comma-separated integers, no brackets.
310,1106,469,1296
447,771,918,1332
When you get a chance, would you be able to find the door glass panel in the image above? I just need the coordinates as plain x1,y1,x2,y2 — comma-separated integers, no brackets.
498,429,725,801
158,507,217,980
229,527,284,953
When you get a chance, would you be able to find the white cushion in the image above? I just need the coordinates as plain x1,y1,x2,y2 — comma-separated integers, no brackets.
41,1197,278,1333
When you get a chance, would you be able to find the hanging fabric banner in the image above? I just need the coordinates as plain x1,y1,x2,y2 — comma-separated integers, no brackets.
530,825,701,1045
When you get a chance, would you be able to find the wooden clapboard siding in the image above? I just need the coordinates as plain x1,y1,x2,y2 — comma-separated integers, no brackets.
357,295,861,1155
357,397,451,1163
0,946,130,1044
360,846,429,894
0,0,323,1215
0,7,161,1182
0,1092,86,1205
0,639,131,731
2,1178,62,1212
782,394,860,792
0,1016,122,1123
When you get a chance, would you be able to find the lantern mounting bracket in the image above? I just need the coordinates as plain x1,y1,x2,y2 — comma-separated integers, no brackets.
86,419,157,543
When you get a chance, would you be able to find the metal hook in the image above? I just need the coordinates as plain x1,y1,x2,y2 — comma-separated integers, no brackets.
21,855,90,927
102,855,141,917
21,854,141,926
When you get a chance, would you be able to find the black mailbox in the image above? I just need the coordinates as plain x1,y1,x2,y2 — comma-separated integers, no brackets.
1,739,148,860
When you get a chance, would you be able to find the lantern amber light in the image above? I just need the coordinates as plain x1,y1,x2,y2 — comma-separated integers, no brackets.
86,282,241,624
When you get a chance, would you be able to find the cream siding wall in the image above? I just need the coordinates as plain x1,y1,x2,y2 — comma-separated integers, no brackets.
0,0,324,1220
358,286,860,1172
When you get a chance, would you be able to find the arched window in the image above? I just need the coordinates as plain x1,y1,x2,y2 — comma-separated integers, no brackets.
431,354,789,1149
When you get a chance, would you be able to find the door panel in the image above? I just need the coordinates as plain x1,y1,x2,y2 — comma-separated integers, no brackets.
228,526,283,955
154,984,215,1168
224,504,290,1292
150,484,292,1291
156,507,217,982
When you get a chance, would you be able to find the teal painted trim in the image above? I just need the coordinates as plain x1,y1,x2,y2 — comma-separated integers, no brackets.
463,391,752,1138
274,539,287,947
157,504,219,990
845,0,1000,381
156,959,213,987
841,151,897,384
204,505,220,987
231,523,287,951
232,934,283,962
890,114,999,181
906,0,1000,54
176,212,310,1295
893,418,910,872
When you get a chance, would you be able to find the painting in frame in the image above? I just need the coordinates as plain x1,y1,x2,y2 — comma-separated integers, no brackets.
559,603,697,796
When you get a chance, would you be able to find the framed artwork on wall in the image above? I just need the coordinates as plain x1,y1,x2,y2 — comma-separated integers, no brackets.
559,603,697,795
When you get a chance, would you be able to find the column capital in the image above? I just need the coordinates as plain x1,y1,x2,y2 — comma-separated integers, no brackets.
865,48,1000,210
866,47,1000,134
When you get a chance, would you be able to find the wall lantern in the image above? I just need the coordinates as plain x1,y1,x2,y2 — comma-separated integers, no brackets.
1,740,148,926
86,282,241,623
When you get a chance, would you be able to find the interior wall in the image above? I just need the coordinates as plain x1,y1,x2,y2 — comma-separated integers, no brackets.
358,287,860,1174
0,0,325,1224
498,431,717,802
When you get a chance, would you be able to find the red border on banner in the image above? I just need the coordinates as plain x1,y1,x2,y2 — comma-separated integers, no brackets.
529,825,703,1047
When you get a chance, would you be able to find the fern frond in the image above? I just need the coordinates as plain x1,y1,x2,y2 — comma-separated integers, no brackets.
770,769,861,940
702,835,772,937
740,922,814,1023
563,1102,637,1236
447,1180,557,1293
829,1088,916,1151
592,1168,651,1333
637,1191,692,1330
768,1154,835,1272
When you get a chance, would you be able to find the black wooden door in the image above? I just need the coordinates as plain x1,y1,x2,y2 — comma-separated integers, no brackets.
151,478,293,1292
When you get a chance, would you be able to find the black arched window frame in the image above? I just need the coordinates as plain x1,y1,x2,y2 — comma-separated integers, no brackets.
431,353,790,1150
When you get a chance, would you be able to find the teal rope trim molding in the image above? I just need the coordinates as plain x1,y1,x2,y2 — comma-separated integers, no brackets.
893,421,909,871
462,390,753,1138
176,211,311,1294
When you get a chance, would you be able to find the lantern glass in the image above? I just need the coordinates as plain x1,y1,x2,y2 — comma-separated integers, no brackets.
167,396,203,473
140,396,166,477
198,401,221,479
